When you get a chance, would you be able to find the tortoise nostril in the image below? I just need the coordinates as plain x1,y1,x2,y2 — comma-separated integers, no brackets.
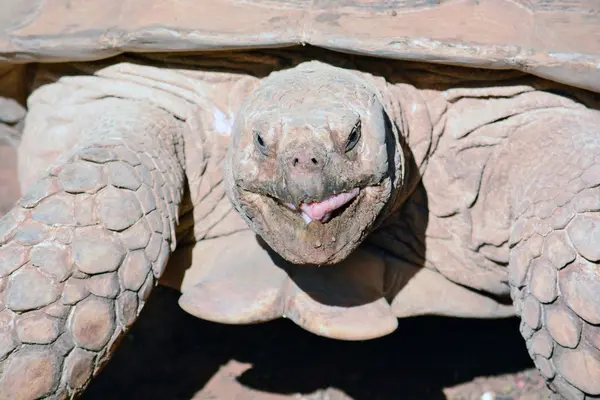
289,147,322,171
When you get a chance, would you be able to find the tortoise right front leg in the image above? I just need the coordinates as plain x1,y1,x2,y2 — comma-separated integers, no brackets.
0,95,185,399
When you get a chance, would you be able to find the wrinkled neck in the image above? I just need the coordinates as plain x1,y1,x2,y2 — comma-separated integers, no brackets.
377,81,435,219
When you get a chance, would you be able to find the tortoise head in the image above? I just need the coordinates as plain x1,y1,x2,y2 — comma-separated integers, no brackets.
225,61,404,265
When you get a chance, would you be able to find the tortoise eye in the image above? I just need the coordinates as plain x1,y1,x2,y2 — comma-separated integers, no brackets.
254,131,268,156
345,120,361,153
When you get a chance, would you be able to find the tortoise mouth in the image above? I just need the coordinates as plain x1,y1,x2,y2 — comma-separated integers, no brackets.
242,185,373,230
234,182,389,265
281,188,361,224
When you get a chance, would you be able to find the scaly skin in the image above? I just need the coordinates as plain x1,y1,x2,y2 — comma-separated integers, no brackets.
380,84,600,399
504,109,600,398
0,95,185,399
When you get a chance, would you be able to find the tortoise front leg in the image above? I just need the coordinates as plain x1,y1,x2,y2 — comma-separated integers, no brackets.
0,94,185,399
506,109,600,399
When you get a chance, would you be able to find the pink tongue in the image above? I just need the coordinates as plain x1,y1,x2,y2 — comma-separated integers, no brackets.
299,188,360,221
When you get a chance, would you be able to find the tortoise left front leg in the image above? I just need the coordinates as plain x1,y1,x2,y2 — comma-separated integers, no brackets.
506,109,600,399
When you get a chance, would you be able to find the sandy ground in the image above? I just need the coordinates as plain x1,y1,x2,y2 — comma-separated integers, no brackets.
1,142,552,400
82,285,552,400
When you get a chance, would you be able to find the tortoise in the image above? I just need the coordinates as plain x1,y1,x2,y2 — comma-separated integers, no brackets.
1,1,600,399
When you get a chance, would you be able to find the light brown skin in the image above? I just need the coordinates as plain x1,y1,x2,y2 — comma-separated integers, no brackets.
225,62,403,265
1,50,600,400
